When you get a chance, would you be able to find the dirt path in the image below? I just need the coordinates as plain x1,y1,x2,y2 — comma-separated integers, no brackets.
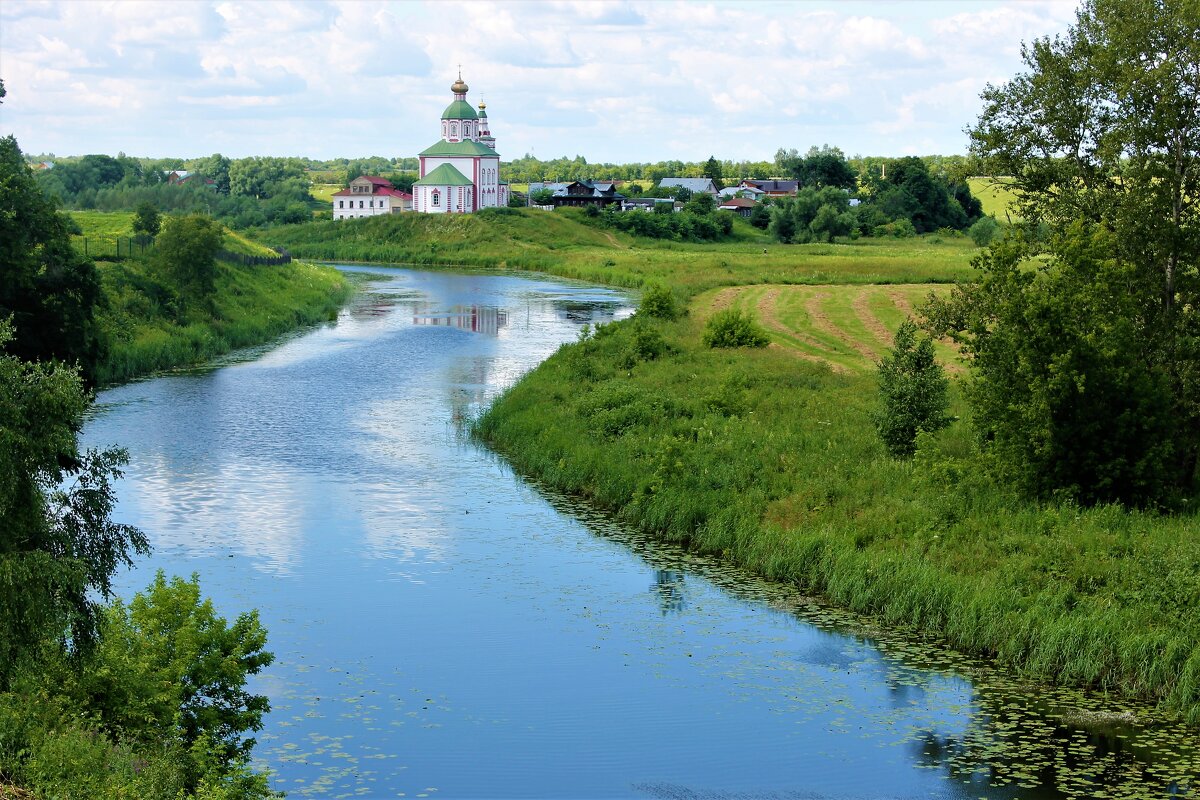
852,288,894,354
805,292,880,364
886,289,917,318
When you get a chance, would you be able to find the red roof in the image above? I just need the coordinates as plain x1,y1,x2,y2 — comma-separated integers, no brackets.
719,197,757,208
361,176,393,186
332,187,412,199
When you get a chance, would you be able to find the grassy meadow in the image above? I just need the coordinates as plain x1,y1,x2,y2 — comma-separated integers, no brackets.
69,211,353,385
968,176,1021,220
476,294,1200,725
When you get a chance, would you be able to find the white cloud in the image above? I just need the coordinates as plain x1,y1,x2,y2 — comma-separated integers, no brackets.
0,0,1080,161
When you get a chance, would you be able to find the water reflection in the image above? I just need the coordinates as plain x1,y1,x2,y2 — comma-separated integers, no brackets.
412,304,508,336
652,570,687,616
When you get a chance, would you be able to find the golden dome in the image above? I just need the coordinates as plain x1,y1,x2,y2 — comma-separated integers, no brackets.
451,76,468,94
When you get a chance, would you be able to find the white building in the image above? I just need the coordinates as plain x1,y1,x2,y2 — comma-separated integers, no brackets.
413,72,510,213
332,176,413,220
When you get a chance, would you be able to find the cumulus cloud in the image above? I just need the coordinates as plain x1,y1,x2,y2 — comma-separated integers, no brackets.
0,0,1078,161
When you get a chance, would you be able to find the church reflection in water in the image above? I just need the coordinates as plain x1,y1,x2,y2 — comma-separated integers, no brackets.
411,305,508,336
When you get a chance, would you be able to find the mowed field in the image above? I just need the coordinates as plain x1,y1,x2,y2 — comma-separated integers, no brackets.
694,283,959,374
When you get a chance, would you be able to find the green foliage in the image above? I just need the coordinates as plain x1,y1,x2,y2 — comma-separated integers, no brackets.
965,0,1200,502
872,321,951,458
928,227,1186,506
132,201,161,238
968,215,1001,246
476,308,1200,724
76,572,273,773
155,214,224,309
768,186,856,243
0,320,149,687
702,309,770,348
0,573,276,799
684,192,716,215
0,135,105,384
530,188,555,205
702,155,724,189
776,144,857,190
638,283,678,320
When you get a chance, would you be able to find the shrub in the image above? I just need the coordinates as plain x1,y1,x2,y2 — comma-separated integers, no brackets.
872,320,951,458
639,283,677,320
702,309,770,348
968,215,1001,246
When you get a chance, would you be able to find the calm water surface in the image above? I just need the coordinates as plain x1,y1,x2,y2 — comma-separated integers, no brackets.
84,267,1197,799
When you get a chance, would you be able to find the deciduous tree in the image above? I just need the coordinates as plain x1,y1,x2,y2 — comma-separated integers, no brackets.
947,0,1200,502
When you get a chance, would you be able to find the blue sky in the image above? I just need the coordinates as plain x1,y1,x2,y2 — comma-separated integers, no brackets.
0,0,1078,163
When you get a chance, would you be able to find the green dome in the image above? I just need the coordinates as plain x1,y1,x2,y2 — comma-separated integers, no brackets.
441,100,478,120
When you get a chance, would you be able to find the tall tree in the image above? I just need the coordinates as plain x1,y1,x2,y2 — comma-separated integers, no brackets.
702,155,725,189
933,0,1200,504
155,215,224,309
0,320,149,686
0,135,105,384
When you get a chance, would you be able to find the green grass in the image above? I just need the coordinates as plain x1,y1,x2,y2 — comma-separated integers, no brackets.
69,210,277,259
72,213,353,385
968,176,1021,220
310,183,341,203
95,257,351,385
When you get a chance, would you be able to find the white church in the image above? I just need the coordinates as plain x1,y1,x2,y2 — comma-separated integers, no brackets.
411,72,510,213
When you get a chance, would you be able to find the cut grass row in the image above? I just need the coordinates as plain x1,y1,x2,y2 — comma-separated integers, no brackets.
696,283,958,374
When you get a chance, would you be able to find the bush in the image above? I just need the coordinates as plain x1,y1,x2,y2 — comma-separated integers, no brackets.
639,283,677,320
872,321,951,458
702,309,770,348
968,215,1001,246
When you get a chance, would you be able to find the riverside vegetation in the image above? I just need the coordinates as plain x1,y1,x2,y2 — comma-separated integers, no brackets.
74,210,353,385
474,0,1200,727
1,127,351,797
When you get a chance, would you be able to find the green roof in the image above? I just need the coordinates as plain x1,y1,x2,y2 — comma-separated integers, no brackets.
418,139,500,158
413,163,474,187
441,100,479,120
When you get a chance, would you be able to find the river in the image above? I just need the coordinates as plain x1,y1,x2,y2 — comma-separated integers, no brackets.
83,266,1197,799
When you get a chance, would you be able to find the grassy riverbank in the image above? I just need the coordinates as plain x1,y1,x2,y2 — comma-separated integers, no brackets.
70,212,354,385
475,305,1200,724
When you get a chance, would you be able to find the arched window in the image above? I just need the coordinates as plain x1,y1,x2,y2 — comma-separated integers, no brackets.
432,191,440,207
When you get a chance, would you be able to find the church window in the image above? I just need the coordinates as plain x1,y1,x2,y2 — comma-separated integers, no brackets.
432,191,440,207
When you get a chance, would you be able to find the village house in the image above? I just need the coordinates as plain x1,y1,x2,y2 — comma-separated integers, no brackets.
740,179,800,197
527,180,625,209
718,197,757,218
332,176,413,220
